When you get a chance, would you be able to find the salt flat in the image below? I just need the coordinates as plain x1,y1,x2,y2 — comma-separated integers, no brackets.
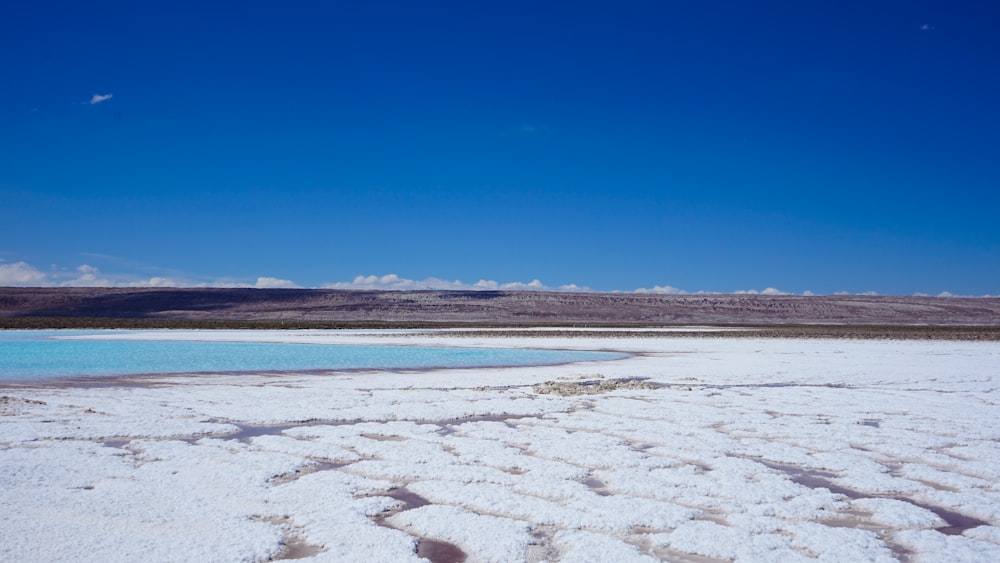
2,330,999,562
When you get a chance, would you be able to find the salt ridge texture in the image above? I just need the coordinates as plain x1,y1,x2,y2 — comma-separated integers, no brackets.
2,330,999,562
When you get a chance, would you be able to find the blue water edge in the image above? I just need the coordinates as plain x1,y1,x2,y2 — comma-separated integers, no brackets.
0,331,626,382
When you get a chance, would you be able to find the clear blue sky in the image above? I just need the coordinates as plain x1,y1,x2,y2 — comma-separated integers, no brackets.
2,1,998,295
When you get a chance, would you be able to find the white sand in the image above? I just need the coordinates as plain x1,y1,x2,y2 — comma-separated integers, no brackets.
2,330,999,562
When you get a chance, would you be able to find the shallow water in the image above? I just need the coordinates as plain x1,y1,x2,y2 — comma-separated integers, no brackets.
0,330,625,382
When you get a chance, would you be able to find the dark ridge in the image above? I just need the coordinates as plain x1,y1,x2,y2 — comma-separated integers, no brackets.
1,288,998,330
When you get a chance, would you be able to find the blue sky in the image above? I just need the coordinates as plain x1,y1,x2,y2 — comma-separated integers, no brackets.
2,1,998,295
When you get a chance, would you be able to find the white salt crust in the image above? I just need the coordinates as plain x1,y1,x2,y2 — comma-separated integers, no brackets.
1,330,999,562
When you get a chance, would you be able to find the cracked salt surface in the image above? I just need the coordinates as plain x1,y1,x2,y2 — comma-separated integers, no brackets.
2,331,1000,562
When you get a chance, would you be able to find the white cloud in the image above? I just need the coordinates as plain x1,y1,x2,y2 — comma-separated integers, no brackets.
254,276,300,289
13,261,292,289
323,274,479,291
0,261,47,286
321,274,587,292
634,285,687,295
920,24,935,31
88,94,113,105
498,279,547,291
323,274,443,291
58,266,187,288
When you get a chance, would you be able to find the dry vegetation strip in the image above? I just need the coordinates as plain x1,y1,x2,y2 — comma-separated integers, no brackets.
2,317,1000,340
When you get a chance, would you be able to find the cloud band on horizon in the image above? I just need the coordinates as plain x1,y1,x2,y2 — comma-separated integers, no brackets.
0,261,984,297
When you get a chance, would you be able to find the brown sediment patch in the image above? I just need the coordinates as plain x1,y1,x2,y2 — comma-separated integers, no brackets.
102,439,131,449
0,374,179,390
418,539,467,563
270,460,348,486
679,460,713,473
221,419,358,442
225,422,309,442
251,515,325,560
433,413,540,436
819,511,917,562
361,433,407,442
218,415,537,442
435,413,540,425
527,526,560,561
0,395,46,405
582,477,612,496
648,546,731,563
274,536,325,560
0,395,48,416
909,478,961,493
629,524,730,562
384,488,431,511
533,377,661,396
758,460,990,535
921,504,990,536
692,513,731,527
756,461,842,488
371,488,468,563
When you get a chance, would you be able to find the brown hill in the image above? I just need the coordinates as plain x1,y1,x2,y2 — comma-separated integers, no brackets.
2,287,998,326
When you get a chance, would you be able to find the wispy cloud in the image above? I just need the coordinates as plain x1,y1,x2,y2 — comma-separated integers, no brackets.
60,264,111,287
254,276,300,289
919,291,999,298
635,285,825,296
0,261,47,285
51,264,181,287
88,93,113,105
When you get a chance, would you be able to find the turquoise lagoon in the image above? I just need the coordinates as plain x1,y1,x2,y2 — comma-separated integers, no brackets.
0,331,626,382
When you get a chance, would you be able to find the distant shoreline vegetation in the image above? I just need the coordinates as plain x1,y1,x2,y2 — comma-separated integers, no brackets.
1,317,999,341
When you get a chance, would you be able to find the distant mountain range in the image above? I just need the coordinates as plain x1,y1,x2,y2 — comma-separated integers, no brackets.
2,287,998,327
